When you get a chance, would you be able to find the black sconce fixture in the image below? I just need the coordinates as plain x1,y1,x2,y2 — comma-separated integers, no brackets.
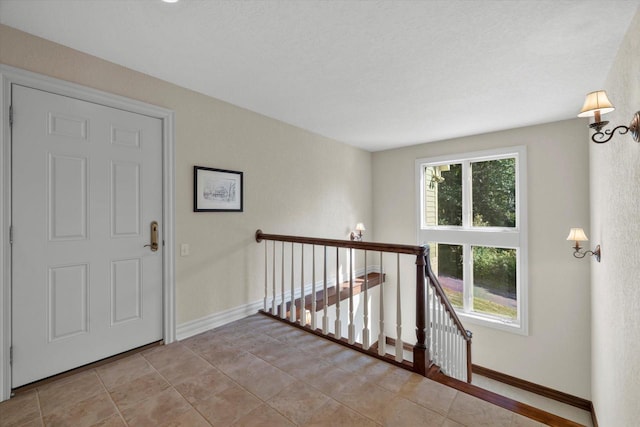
578,90,640,144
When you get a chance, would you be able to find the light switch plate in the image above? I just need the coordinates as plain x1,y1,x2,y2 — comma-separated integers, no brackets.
181,243,189,256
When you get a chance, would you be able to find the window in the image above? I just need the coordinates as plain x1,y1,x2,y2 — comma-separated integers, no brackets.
416,146,527,334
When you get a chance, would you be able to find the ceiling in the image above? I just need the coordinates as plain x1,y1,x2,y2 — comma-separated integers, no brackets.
1,0,638,152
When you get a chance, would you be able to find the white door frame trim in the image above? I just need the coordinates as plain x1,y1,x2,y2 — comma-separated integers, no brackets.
0,64,176,401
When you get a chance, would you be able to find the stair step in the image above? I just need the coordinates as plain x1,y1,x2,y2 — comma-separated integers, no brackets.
311,272,384,311
272,273,385,320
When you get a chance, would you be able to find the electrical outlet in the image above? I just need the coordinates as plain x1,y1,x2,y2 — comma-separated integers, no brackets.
181,243,190,256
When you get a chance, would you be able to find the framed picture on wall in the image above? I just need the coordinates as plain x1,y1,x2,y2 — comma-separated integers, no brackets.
194,166,243,212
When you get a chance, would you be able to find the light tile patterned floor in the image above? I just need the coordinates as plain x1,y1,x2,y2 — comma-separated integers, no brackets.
1,314,547,426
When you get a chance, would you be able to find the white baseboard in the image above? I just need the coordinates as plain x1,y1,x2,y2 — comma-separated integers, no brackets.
176,300,263,341
175,265,383,341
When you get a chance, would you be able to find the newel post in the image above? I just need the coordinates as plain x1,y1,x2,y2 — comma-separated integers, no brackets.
413,251,429,376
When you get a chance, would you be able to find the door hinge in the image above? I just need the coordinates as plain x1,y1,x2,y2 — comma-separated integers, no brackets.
9,225,13,245
9,105,13,128
9,346,12,365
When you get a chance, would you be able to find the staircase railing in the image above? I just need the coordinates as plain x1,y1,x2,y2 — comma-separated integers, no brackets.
255,229,472,382
424,253,473,382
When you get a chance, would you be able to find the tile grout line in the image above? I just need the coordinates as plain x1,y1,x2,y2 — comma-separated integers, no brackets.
254,328,358,426
230,318,509,426
35,369,115,426
183,331,307,426
253,325,389,425
253,322,400,425
261,318,525,426
176,338,270,424
258,315,580,426
139,349,213,426
93,367,130,427
184,321,351,426
34,388,45,427
180,319,455,426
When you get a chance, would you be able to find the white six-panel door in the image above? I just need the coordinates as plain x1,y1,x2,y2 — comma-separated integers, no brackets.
11,84,163,387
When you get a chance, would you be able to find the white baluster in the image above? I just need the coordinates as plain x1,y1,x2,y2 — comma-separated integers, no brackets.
348,248,355,344
444,318,451,372
322,246,328,334
463,335,468,381
438,302,444,367
453,329,459,379
281,242,286,319
458,330,463,380
395,253,402,362
441,298,445,367
460,334,465,381
378,252,385,356
443,313,448,374
444,306,448,368
442,311,447,373
460,331,464,380
300,244,305,326
362,251,370,349
430,279,436,360
432,293,437,364
451,326,456,379
311,245,316,330
431,293,437,365
272,241,276,315
290,243,295,322
448,316,453,375
264,240,268,312
425,273,431,362
335,248,342,340
438,295,443,365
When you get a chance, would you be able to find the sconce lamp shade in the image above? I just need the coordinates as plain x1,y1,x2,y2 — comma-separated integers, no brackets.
355,223,366,232
567,228,601,262
566,228,588,242
578,91,615,118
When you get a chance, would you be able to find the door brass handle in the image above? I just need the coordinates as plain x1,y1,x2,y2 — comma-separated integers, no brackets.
144,221,159,252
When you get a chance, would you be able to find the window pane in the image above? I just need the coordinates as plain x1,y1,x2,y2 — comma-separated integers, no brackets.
472,246,517,319
424,163,462,226
428,242,463,308
471,158,516,227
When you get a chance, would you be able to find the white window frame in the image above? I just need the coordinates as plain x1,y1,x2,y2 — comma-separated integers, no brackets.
416,146,528,335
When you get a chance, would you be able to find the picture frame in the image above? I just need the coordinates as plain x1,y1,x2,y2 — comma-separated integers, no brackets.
193,166,243,212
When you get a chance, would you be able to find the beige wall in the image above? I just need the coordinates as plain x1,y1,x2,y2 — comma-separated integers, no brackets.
0,24,372,324
590,9,640,425
11,15,639,406
372,119,592,398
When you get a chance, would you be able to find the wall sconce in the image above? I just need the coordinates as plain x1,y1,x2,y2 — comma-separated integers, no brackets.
578,90,640,144
566,228,601,262
350,223,365,241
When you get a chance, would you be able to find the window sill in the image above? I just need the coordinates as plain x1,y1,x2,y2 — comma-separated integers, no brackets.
456,311,528,336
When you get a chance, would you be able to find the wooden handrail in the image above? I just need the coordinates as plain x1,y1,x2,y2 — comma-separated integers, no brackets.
256,229,471,382
256,230,427,256
256,229,467,340
424,247,472,342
